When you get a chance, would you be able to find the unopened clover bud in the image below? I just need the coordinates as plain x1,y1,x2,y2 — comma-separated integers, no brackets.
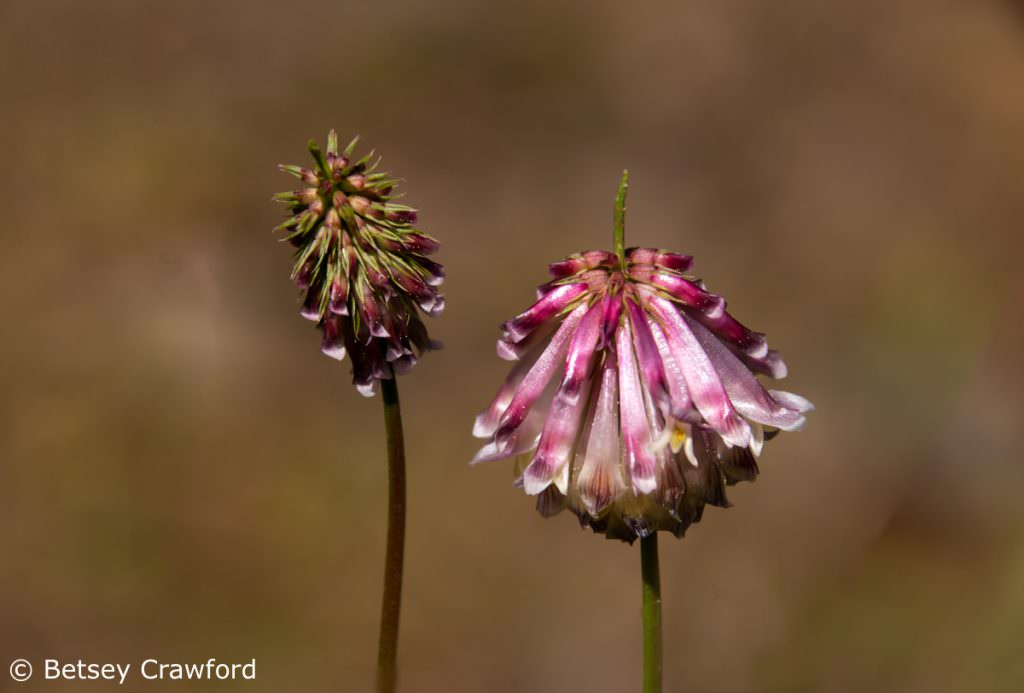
349,195,371,214
272,130,445,394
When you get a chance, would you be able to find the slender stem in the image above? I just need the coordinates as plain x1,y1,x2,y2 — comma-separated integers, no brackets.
376,372,406,693
640,533,663,693
613,169,630,266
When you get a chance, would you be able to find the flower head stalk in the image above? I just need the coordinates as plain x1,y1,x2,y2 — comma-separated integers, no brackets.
472,173,812,543
275,131,443,396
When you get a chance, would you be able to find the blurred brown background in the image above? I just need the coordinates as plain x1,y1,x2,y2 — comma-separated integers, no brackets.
2,0,1023,691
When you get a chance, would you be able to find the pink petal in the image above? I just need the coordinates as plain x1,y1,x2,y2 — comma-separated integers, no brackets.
493,302,589,446
472,387,552,464
617,320,658,493
635,268,724,314
625,297,672,417
475,324,559,438
522,385,589,495
560,299,604,404
645,292,751,448
496,318,559,361
521,301,605,493
627,247,693,273
501,283,588,342
548,250,617,278
684,315,809,431
647,317,693,420
576,359,625,516
639,270,785,378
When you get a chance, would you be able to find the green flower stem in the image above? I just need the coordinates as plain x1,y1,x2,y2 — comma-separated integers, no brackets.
376,372,406,693
641,533,663,693
613,169,630,267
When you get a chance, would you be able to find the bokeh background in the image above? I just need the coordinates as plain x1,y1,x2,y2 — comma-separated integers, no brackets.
2,0,1023,691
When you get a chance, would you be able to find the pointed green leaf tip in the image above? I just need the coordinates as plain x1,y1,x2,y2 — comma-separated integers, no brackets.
308,139,329,176
614,169,629,265
343,135,360,158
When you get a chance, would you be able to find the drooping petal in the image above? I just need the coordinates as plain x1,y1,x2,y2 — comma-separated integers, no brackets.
473,350,540,438
641,271,789,379
683,314,808,431
522,389,588,495
634,268,724,314
497,316,559,361
492,302,589,447
638,359,680,512
301,285,324,321
645,291,751,448
472,383,555,465
616,319,658,493
576,359,625,516
501,283,588,342
560,300,604,404
521,301,605,494
320,314,347,361
624,296,671,417
598,287,623,350
768,390,815,414
647,317,693,420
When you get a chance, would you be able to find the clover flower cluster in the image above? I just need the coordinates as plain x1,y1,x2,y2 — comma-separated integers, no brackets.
472,247,812,541
275,132,443,395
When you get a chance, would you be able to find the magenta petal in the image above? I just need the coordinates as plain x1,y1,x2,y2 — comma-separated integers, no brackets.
521,301,604,493
472,388,551,465
493,302,589,446
548,250,617,278
685,301,770,360
501,283,588,342
645,273,784,377
647,316,693,420
522,383,588,495
685,315,809,430
598,290,623,350
473,334,551,438
616,320,658,494
636,269,723,313
560,300,603,403
646,293,751,448
627,247,693,273
496,314,560,361
625,297,672,416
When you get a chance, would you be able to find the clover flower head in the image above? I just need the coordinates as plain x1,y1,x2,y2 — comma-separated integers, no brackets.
274,131,443,395
472,244,812,542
